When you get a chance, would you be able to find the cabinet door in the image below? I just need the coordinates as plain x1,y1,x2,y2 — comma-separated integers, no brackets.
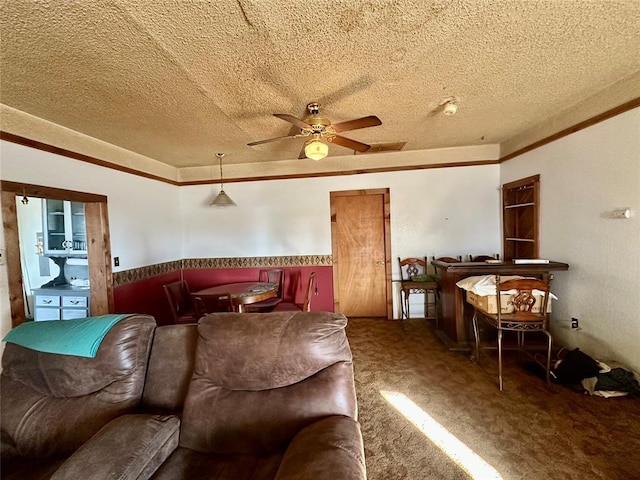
42,200,87,255
35,308,61,321
43,199,68,254
62,296,88,308
68,201,88,254
62,309,88,320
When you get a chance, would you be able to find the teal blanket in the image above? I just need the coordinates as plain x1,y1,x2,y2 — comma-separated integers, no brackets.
3,314,131,358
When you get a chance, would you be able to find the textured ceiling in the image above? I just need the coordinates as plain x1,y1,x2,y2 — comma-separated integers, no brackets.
1,0,639,181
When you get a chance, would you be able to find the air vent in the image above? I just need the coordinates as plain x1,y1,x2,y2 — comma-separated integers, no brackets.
354,141,407,154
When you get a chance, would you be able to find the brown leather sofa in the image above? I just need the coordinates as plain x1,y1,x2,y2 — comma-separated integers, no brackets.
145,311,366,479
1,314,178,480
1,311,366,479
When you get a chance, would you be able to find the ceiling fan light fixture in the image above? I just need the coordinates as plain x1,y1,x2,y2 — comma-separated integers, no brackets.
210,152,237,207
304,138,329,160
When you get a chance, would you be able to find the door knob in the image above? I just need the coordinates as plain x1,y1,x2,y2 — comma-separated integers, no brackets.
376,260,386,265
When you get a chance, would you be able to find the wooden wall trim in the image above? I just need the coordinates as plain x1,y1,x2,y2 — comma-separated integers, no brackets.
0,132,179,186
1,180,107,203
85,202,114,314
1,190,25,325
500,97,640,163
2,99,637,185
113,255,333,287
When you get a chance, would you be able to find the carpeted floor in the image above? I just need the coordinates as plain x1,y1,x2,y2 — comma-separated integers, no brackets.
345,318,640,480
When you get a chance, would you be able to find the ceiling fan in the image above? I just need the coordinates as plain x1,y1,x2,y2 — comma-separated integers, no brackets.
247,103,382,160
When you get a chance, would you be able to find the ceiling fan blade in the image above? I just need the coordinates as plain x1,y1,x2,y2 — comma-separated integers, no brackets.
298,145,307,159
273,113,312,130
330,135,371,152
247,134,304,146
331,115,382,133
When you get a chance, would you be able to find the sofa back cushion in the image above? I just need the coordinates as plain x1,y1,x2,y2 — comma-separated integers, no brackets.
0,314,156,458
180,311,357,455
142,323,199,412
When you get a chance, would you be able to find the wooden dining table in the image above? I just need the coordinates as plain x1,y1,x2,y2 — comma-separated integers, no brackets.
192,282,278,313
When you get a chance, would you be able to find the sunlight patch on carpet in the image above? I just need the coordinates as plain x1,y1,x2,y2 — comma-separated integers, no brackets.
381,390,503,480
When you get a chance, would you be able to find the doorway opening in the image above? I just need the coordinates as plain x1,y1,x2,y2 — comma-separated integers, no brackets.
1,181,114,327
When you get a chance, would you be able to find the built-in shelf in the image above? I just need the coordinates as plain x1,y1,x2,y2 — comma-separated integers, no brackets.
506,237,536,242
504,202,536,209
502,175,540,261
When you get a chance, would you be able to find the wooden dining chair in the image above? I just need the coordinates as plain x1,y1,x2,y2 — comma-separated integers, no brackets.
192,293,234,317
433,255,462,263
398,257,438,321
273,272,317,312
245,268,284,312
471,275,553,391
163,280,198,324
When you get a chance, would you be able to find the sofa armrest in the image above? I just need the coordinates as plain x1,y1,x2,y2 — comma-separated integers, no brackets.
275,416,366,480
51,414,180,480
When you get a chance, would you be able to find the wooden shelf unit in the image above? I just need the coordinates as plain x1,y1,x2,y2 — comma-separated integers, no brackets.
502,175,540,261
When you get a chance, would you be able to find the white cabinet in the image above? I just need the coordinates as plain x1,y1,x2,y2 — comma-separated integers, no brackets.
33,288,91,321
42,199,87,256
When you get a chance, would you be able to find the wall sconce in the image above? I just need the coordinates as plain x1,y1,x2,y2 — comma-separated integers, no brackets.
611,208,632,219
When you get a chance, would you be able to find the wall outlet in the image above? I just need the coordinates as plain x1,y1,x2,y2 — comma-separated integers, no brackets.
114,256,120,267
571,317,579,329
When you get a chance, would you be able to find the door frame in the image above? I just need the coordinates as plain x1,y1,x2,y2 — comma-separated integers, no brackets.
330,188,393,319
1,180,114,327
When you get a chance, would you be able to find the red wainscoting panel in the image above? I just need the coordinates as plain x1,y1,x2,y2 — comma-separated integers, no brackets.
114,266,334,326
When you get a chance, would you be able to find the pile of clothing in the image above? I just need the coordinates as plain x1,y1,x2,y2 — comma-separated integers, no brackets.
552,348,640,398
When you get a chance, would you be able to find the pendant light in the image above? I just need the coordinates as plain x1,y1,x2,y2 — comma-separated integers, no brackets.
210,153,236,207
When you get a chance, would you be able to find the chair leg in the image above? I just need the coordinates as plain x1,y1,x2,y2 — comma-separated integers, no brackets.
544,330,553,385
423,291,427,320
472,313,480,363
498,328,504,391
405,293,411,319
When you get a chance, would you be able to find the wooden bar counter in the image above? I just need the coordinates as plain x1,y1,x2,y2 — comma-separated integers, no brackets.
431,259,569,350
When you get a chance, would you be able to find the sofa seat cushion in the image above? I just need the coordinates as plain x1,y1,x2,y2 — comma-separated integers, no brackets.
0,456,65,480
150,447,283,480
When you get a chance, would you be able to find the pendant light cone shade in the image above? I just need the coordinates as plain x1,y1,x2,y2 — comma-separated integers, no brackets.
304,137,329,160
210,153,237,207
211,189,236,206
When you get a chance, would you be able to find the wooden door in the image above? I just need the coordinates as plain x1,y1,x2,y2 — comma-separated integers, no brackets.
331,189,392,318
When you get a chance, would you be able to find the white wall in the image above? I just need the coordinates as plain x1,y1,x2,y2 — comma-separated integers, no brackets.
1,140,502,333
501,107,640,372
180,164,501,268
0,141,182,272
180,164,502,317
0,140,183,348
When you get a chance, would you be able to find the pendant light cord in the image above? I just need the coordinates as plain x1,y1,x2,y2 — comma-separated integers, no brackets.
216,153,225,190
